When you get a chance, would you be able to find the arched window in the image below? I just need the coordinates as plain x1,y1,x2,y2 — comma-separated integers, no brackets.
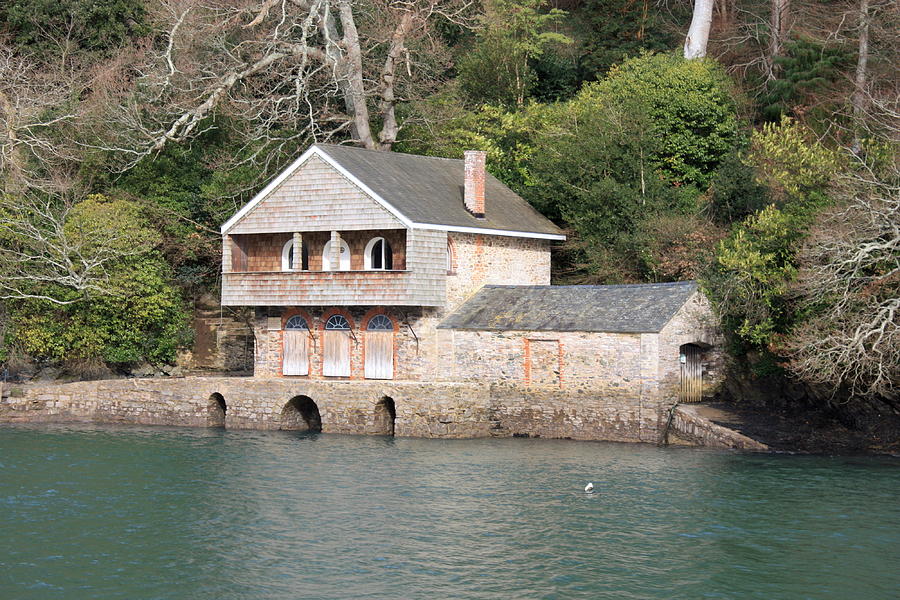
285,315,309,330
325,315,350,330
364,237,393,270
323,314,352,377
367,315,393,331
281,238,309,271
322,239,351,271
283,315,310,376
365,314,394,380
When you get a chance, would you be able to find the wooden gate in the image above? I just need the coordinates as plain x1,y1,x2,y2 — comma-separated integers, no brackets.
323,314,351,377
679,344,703,403
283,316,309,376
365,315,394,380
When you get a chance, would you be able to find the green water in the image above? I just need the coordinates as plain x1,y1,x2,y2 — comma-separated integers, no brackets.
1,424,898,599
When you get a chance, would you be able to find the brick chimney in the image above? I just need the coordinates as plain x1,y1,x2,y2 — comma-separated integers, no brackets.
464,150,486,218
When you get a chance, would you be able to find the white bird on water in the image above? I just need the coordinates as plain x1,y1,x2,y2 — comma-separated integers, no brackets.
584,482,594,494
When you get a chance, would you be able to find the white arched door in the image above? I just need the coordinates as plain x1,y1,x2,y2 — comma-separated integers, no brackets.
282,315,309,376
365,315,394,380
323,314,352,377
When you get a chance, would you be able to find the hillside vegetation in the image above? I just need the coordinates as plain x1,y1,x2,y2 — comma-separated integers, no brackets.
0,0,896,420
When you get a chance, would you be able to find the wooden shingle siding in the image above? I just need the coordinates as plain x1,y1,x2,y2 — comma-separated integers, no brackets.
229,155,403,234
405,229,447,305
221,271,443,306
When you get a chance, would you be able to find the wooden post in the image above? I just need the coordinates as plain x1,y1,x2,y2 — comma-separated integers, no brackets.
292,232,303,270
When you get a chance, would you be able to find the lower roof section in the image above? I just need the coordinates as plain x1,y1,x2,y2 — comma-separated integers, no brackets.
438,281,699,334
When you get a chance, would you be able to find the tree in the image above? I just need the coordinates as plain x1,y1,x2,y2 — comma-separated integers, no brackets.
0,193,159,305
767,0,793,79
587,52,739,189
683,0,714,59
784,160,899,401
96,0,476,164
703,204,805,350
1,194,190,367
457,0,571,107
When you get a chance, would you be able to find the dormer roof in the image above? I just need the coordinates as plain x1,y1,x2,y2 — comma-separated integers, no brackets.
221,144,565,240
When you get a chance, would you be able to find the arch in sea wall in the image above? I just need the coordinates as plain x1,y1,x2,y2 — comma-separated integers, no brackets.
208,393,227,427
280,395,322,432
373,396,396,436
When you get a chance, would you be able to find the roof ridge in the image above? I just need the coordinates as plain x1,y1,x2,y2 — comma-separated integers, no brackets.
315,143,468,163
484,281,697,290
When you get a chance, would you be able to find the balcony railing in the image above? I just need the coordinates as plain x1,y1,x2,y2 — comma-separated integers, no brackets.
222,270,441,306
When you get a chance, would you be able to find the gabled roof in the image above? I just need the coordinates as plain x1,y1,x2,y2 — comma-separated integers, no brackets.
221,144,565,240
438,281,699,333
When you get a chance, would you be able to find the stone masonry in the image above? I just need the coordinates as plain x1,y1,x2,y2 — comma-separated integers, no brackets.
0,377,664,442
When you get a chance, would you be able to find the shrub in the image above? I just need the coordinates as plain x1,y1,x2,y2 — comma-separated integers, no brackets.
582,52,739,188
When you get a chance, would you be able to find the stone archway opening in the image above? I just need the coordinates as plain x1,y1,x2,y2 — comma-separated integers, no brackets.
373,396,396,436
281,395,322,432
208,393,227,427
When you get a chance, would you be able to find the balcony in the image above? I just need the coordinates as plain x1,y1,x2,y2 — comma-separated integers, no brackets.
222,269,443,307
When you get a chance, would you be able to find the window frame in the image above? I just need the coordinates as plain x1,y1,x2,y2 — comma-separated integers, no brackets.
364,236,393,271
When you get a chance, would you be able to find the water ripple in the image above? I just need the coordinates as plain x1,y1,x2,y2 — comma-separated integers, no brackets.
0,424,898,599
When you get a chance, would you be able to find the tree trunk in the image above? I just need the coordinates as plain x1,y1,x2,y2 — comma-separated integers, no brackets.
767,0,792,79
377,12,416,150
336,0,377,150
852,0,870,123
684,0,714,59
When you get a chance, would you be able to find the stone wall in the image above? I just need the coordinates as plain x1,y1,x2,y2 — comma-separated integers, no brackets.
189,309,254,372
0,377,659,442
669,404,769,451
446,232,552,310
657,292,726,403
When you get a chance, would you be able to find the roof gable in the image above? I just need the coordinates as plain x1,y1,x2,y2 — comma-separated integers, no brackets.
222,144,564,240
438,281,700,333
223,150,408,235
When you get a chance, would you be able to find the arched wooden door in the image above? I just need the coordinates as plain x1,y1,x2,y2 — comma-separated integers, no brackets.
283,315,309,376
365,315,394,380
323,315,351,377
679,344,703,403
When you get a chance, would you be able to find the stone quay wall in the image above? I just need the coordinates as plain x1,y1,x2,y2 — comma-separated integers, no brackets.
670,404,769,451
1,377,663,442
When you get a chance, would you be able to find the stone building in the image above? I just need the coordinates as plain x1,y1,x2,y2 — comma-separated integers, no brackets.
220,144,723,408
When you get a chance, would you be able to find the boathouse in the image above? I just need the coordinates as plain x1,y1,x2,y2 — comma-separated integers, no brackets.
219,144,723,414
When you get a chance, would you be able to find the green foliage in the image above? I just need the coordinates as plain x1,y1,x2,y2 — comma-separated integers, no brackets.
584,52,739,188
704,205,808,350
530,51,582,102
707,149,770,225
15,256,190,365
457,0,571,107
6,194,190,366
748,116,840,204
66,193,160,256
1,0,147,57
575,0,682,79
759,39,851,122
527,92,696,281
397,99,550,193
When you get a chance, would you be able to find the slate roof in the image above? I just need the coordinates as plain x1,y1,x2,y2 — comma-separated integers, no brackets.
438,281,699,333
315,144,563,237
